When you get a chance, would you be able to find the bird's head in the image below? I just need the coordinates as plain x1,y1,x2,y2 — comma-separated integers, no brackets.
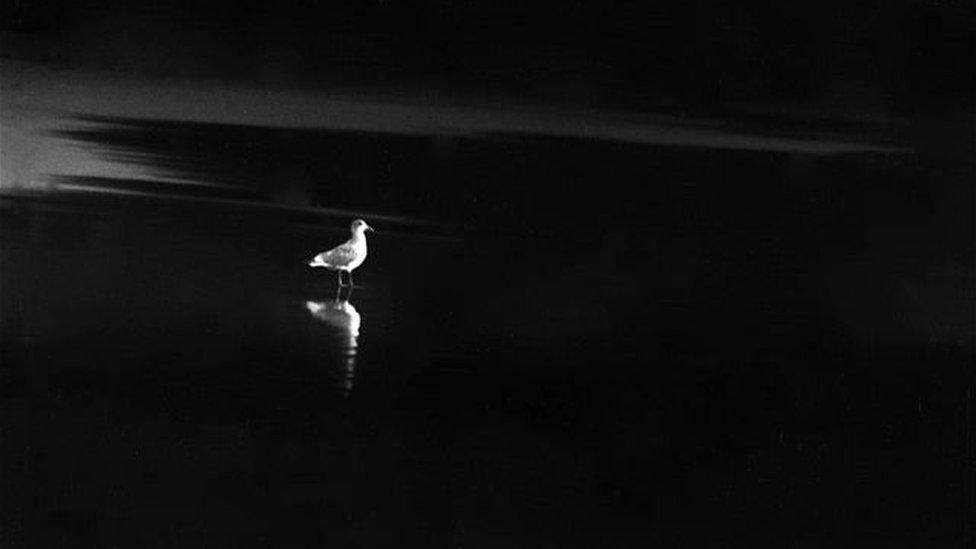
351,219,374,234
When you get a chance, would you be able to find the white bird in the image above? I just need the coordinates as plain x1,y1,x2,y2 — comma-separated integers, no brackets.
308,219,374,287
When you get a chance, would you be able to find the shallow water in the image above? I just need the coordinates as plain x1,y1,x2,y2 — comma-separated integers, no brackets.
1,121,973,546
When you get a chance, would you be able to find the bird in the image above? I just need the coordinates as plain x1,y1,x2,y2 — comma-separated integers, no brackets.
308,219,374,287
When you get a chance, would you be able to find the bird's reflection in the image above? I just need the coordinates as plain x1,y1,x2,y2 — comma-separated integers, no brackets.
305,286,361,397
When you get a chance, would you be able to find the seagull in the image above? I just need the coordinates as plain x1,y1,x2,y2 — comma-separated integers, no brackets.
308,219,374,287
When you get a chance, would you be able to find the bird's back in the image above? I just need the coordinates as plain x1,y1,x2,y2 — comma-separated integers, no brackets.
311,238,367,270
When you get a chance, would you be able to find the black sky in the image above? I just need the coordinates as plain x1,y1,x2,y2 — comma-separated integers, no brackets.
2,1,973,115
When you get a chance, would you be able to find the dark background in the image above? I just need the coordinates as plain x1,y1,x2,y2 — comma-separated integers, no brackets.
2,1,974,547
3,0,973,115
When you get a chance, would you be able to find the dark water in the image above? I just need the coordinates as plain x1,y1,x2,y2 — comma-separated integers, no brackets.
1,121,974,546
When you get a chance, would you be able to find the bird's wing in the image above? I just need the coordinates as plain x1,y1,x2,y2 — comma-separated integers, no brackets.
314,242,358,267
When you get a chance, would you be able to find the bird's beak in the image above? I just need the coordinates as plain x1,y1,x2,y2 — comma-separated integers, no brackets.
366,225,375,232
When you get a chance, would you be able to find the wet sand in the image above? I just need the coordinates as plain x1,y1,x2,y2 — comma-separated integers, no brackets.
0,59,972,547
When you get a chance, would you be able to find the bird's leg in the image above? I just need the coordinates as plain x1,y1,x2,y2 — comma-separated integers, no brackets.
337,270,344,287
348,271,355,287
